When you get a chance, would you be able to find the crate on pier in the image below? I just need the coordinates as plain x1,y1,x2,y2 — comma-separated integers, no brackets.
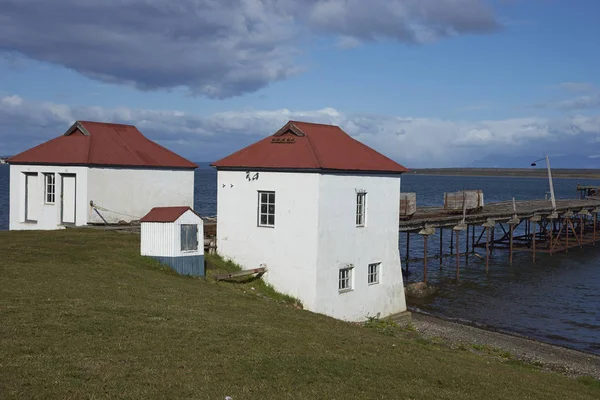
400,192,417,219
444,190,484,212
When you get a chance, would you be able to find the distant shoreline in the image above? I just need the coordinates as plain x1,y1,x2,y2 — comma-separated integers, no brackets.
410,168,600,180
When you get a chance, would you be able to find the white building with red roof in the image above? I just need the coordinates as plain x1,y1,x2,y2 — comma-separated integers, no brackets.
212,121,409,322
8,121,197,230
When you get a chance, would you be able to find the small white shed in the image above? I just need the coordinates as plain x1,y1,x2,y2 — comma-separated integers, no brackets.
140,206,205,276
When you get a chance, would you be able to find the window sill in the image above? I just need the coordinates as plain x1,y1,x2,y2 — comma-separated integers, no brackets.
23,220,37,224
44,203,56,206
257,225,275,228
356,225,365,228
368,282,379,286
181,249,199,253
338,289,353,294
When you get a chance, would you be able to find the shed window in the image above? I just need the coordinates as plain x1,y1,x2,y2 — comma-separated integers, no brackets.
339,267,353,292
356,192,366,226
44,173,56,204
181,224,198,251
368,262,380,285
258,191,275,227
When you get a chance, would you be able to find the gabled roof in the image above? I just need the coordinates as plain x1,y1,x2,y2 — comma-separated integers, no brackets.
211,121,408,174
140,206,200,223
8,121,197,169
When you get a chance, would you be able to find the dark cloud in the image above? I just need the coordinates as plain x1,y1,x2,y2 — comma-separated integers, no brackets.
0,0,499,98
3,95,600,167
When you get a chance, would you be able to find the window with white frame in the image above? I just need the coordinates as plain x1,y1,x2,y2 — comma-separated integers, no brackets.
258,191,275,227
339,267,353,292
368,262,380,285
44,173,56,204
356,192,366,226
181,224,198,251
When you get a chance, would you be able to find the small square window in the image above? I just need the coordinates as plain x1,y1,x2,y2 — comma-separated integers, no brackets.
258,191,275,227
181,224,198,251
356,192,366,227
339,267,353,292
44,173,56,204
368,263,380,285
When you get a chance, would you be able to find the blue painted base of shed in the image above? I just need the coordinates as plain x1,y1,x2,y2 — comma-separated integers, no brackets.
151,255,205,277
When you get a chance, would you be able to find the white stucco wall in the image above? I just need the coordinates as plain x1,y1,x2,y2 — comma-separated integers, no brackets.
9,165,89,230
216,170,321,309
141,210,203,257
87,167,194,224
315,174,406,321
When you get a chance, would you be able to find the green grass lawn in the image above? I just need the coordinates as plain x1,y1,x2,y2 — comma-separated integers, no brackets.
1,229,598,399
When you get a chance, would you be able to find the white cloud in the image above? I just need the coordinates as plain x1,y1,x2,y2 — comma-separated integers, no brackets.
3,95,600,168
0,0,499,98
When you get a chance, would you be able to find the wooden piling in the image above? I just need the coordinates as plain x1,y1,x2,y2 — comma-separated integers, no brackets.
439,228,443,270
465,225,470,265
580,215,584,249
509,224,514,265
565,218,569,253
455,230,460,281
405,232,410,273
423,235,428,284
471,224,475,253
594,213,597,245
485,228,490,273
532,221,537,264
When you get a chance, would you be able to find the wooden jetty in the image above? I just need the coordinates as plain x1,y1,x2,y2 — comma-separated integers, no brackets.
400,198,600,283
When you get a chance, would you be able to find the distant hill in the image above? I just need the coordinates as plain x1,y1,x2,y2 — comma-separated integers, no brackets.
467,154,600,169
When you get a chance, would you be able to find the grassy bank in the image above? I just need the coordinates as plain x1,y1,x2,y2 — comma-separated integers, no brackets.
1,230,598,399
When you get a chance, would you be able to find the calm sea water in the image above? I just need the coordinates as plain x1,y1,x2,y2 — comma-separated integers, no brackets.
1,164,598,354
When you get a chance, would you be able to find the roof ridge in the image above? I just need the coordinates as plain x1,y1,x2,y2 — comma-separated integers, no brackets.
290,120,340,128
78,120,136,127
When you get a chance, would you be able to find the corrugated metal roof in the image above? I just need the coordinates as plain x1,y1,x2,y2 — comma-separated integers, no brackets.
9,121,197,169
140,206,199,223
211,121,408,173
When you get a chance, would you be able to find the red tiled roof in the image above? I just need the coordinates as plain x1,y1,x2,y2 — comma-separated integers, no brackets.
8,121,197,169
140,206,199,223
211,121,408,173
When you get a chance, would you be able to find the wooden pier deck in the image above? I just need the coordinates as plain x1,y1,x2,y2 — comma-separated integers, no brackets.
399,198,600,232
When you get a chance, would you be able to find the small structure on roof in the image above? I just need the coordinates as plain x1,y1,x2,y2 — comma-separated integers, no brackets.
8,121,197,230
212,120,409,322
140,206,205,276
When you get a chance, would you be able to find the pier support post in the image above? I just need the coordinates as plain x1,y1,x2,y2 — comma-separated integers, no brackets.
482,219,495,274
465,225,470,266
530,216,541,264
439,228,443,270
405,232,410,274
507,216,520,266
419,226,435,284
594,211,598,245
547,211,558,255
453,223,467,282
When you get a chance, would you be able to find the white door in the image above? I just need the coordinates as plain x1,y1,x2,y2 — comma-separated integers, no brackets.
25,173,39,221
61,175,76,224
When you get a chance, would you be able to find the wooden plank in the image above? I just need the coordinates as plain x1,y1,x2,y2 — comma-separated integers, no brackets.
213,267,266,281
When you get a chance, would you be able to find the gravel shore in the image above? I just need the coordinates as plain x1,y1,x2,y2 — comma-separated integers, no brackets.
410,311,600,379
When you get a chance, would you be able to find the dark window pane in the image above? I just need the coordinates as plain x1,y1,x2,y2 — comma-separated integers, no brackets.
181,225,198,251
268,205,275,214
269,193,275,203
260,215,268,225
261,204,267,213
261,193,267,203
268,215,275,225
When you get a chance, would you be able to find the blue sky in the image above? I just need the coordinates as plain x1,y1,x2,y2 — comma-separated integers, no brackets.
1,0,600,167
